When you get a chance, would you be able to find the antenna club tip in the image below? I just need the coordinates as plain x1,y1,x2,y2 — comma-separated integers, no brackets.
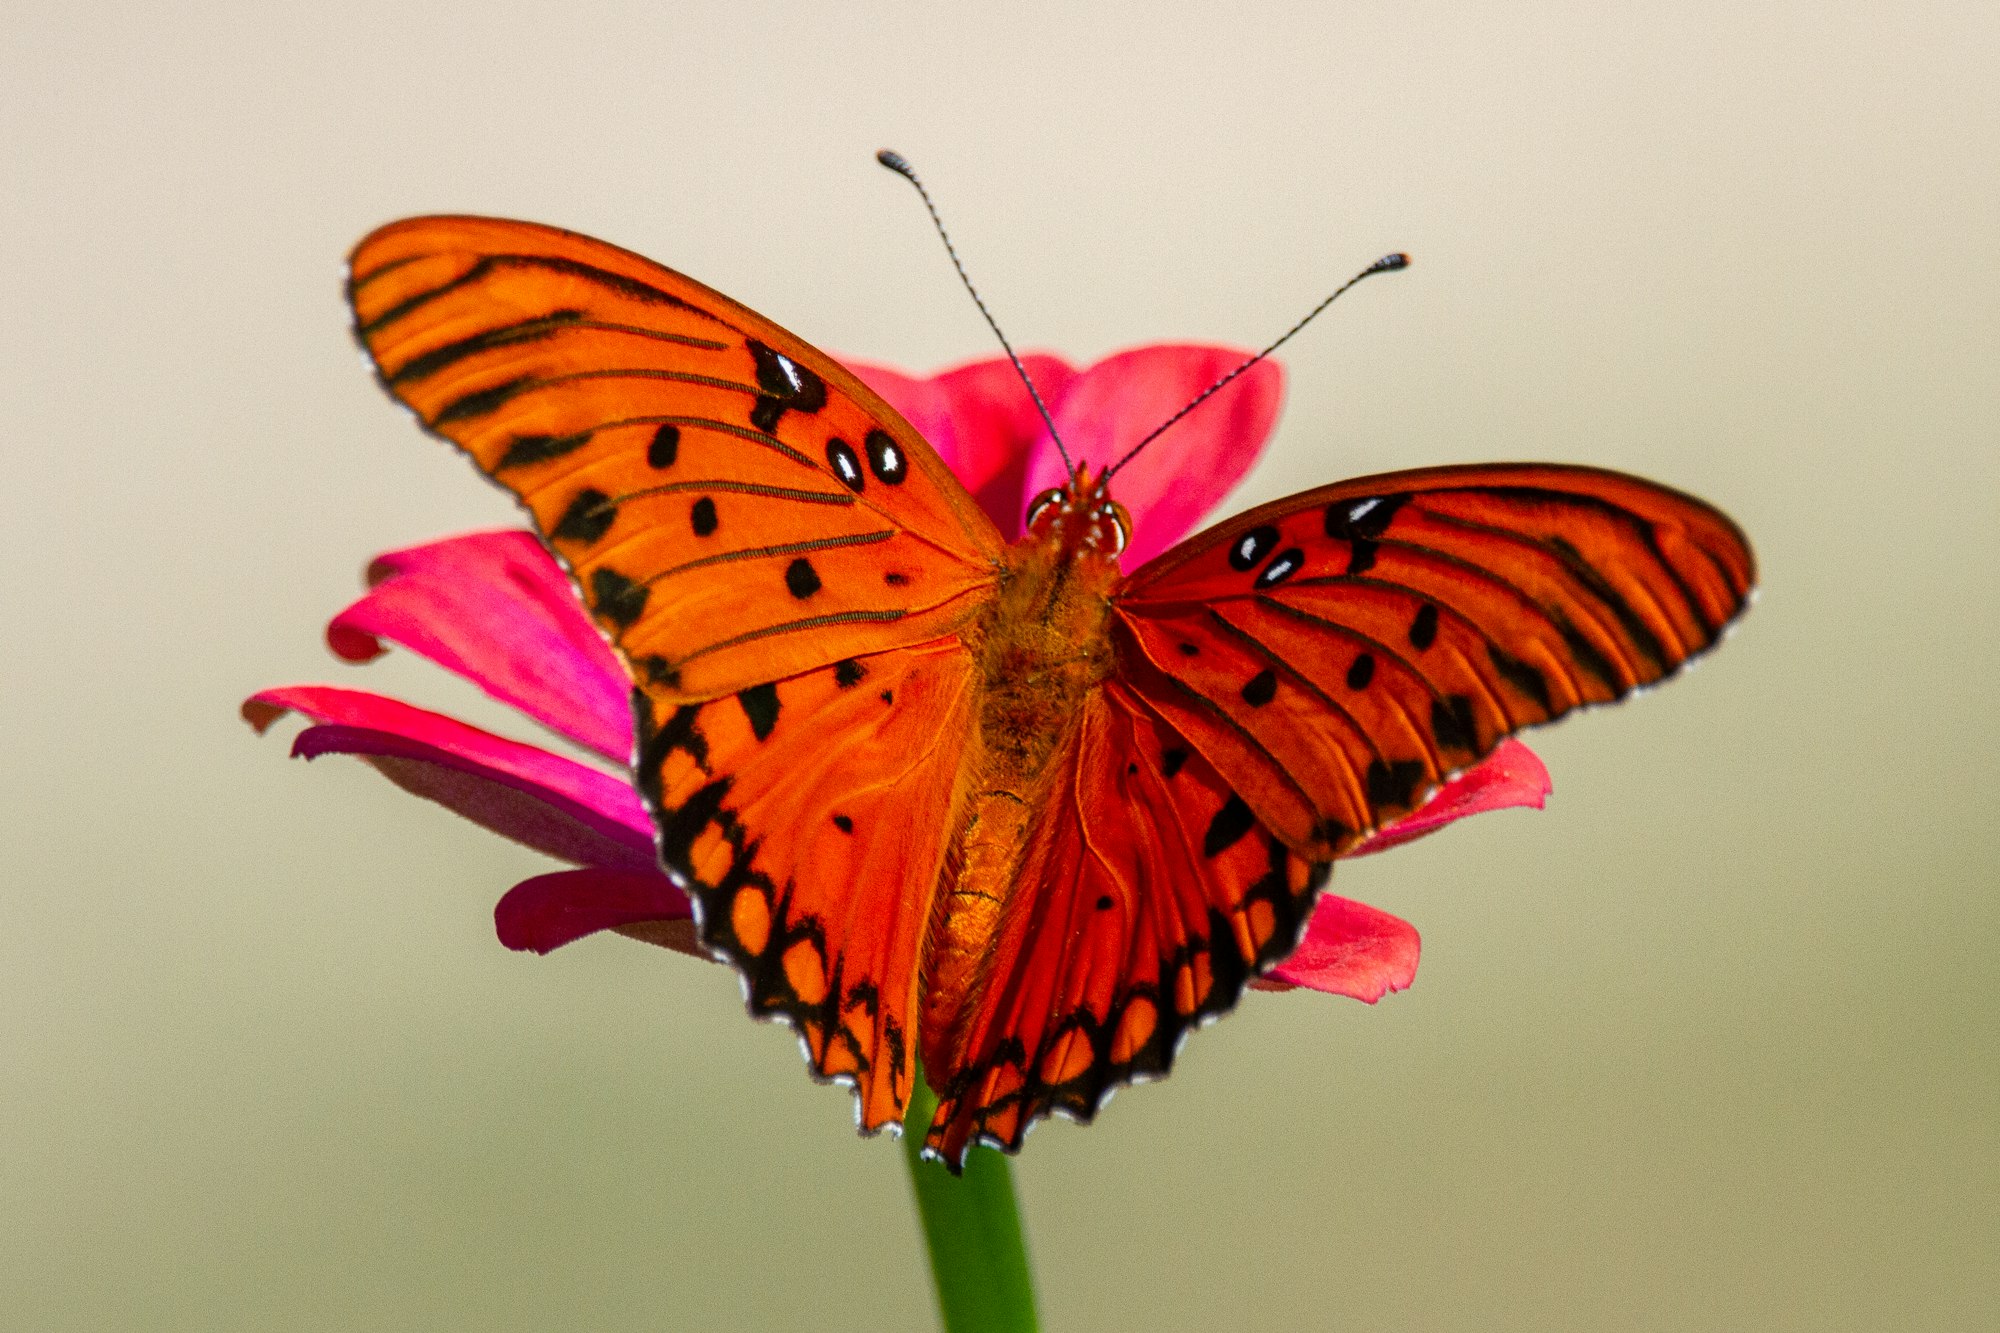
876,149,914,177
1375,252,1411,271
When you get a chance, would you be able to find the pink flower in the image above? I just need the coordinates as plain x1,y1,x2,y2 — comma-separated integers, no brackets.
245,345,1550,1003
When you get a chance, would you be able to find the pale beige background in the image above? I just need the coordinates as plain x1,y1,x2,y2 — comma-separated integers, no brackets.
3,3,1994,1330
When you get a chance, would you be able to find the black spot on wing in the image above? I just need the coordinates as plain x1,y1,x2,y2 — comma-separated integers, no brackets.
1202,795,1256,857
552,488,615,545
864,430,907,484
1409,602,1440,651
1488,644,1554,713
691,496,718,536
737,682,781,741
1346,653,1376,690
832,814,854,834
834,658,866,688
647,423,680,468
1254,548,1304,588
1177,641,1200,657
590,568,648,629
785,557,823,600
826,438,865,492
1162,746,1189,778
746,340,828,434
497,430,592,471
1240,669,1278,707
1366,758,1427,812
1324,493,1410,542
1431,694,1478,753
1312,816,1352,847
1229,525,1280,572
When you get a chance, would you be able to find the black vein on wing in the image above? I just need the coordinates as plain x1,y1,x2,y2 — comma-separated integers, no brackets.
1250,592,1510,736
635,528,896,589
1446,486,1713,645
1281,546,1605,708
1199,608,1389,799
1117,652,1328,835
428,368,759,427
672,609,912,667
387,314,731,385
1415,504,1683,669
355,251,742,338
598,478,856,508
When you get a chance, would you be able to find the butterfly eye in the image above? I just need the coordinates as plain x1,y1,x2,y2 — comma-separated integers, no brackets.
1026,488,1065,526
1103,501,1131,554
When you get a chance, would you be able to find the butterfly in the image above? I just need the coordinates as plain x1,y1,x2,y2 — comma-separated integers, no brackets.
345,213,1755,1167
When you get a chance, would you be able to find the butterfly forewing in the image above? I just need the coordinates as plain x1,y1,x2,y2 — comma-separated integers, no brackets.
346,215,1012,1129
347,216,1005,699
1113,464,1755,858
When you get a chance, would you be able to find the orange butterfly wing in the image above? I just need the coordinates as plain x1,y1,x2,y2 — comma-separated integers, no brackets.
1111,464,1756,858
922,464,1753,1163
348,216,1003,1130
637,640,976,1131
924,682,1324,1162
348,216,1004,699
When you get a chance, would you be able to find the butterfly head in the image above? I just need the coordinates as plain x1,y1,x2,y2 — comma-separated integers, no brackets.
1023,465,1130,559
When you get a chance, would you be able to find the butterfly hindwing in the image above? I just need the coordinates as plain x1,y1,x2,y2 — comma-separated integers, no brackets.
637,639,978,1131
924,681,1325,1163
1112,463,1756,858
347,216,1005,699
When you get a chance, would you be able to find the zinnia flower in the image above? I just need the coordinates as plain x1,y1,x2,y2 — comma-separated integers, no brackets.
244,344,1550,1002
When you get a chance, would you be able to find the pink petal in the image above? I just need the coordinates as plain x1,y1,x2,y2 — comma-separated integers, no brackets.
1263,895,1421,1001
328,530,632,762
845,353,1078,539
1032,345,1285,569
494,867,696,956
1347,739,1553,858
243,685,655,870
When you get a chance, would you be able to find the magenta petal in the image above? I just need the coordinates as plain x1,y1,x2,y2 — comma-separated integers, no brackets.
1033,345,1285,568
494,867,694,954
327,530,633,762
244,685,656,870
1265,895,1421,1001
1346,739,1553,859
845,353,1078,539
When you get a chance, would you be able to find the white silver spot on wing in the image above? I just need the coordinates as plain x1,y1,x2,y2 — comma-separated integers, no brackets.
773,351,804,393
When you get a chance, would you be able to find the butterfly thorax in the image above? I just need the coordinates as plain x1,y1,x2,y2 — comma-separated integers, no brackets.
919,477,1130,1077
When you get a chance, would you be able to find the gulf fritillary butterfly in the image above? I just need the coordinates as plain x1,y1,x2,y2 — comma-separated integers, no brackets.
345,209,1754,1167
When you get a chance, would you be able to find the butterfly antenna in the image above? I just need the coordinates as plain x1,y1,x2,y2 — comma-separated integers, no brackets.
1100,251,1410,485
877,149,1075,476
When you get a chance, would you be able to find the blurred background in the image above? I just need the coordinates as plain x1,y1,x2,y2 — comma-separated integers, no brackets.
3,3,1994,1329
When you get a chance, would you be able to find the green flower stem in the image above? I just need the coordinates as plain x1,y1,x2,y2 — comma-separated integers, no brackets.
902,1067,1039,1332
